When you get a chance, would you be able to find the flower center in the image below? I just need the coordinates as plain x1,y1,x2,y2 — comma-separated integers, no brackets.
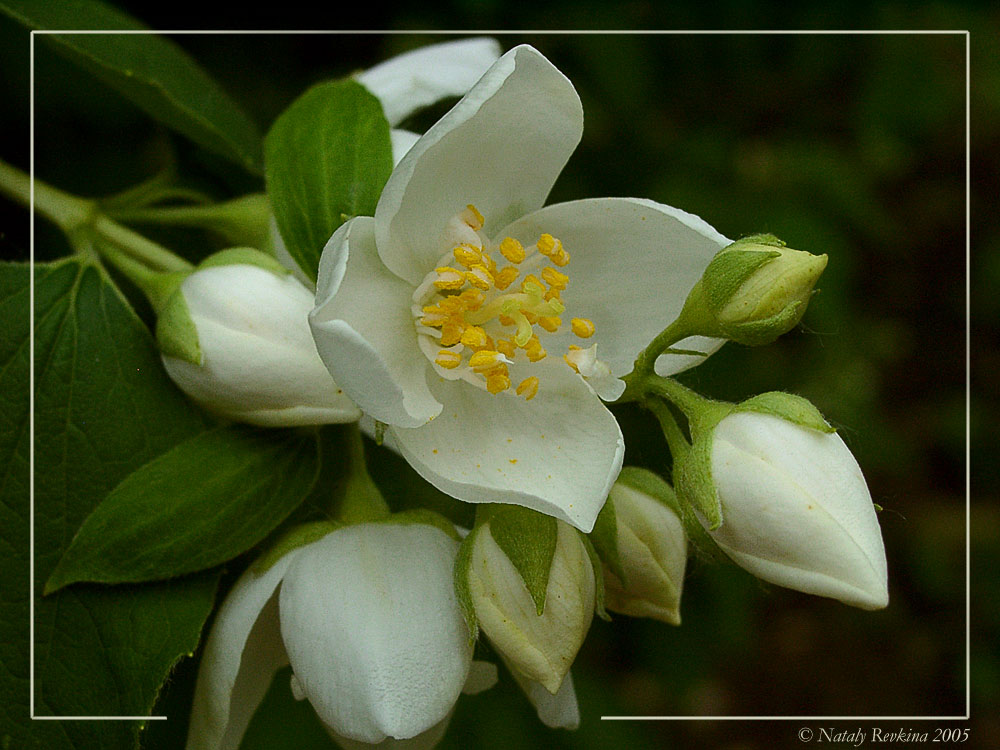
412,205,598,400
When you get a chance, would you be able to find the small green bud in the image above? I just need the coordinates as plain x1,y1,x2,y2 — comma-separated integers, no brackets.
679,234,827,346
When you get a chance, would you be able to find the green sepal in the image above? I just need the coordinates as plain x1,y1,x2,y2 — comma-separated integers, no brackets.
454,525,482,644
155,286,201,365
734,232,787,248
198,246,290,276
253,520,342,575
579,531,610,621
379,509,461,541
589,493,625,587
737,391,835,433
143,270,189,314
724,299,805,345
702,248,781,314
676,428,724,530
486,505,557,617
674,493,730,565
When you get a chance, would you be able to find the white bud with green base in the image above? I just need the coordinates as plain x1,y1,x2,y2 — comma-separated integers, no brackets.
590,468,687,625
673,234,828,346
454,505,603,695
155,248,361,427
675,390,889,610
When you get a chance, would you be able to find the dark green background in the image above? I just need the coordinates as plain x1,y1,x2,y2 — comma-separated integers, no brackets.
1,3,993,748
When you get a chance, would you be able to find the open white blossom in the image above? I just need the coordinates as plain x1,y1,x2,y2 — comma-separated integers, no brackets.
309,45,729,531
186,523,492,749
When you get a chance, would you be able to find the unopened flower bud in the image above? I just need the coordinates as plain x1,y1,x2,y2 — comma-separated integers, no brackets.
678,234,827,346
595,468,687,625
461,509,595,694
156,248,360,426
680,397,888,610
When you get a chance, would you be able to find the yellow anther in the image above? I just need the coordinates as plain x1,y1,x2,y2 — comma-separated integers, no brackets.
460,326,489,350
526,345,547,362
521,274,544,295
550,247,571,267
465,204,485,230
543,287,562,302
538,316,561,333
420,314,447,327
516,376,540,401
521,309,538,324
453,244,482,268
498,314,516,327
438,296,466,314
434,266,466,290
469,350,505,372
571,317,596,338
541,266,569,291
496,338,516,358
499,237,526,264
493,266,520,290
537,233,557,256
458,288,485,310
486,371,511,394
523,334,547,362
465,264,494,291
441,320,466,347
435,350,462,369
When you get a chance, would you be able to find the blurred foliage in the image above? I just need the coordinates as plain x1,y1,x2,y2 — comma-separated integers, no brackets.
1,2,994,748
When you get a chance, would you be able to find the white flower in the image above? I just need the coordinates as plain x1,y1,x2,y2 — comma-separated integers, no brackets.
704,411,889,609
186,523,492,749
159,253,360,426
465,518,594,695
309,45,729,531
601,474,687,625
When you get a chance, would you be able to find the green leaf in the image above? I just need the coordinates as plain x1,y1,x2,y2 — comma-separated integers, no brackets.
486,506,558,616
46,425,322,592
265,79,393,280
0,259,220,750
0,0,262,172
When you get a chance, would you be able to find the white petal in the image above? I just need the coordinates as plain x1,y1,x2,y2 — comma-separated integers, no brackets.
309,217,442,427
390,129,421,165
462,660,499,695
186,553,301,750
389,361,623,532
375,45,584,285
356,37,502,127
278,524,472,743
709,413,889,609
504,657,581,730
326,711,455,750
498,197,730,379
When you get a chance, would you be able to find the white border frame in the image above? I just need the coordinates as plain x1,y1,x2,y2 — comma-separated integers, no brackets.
26,28,971,725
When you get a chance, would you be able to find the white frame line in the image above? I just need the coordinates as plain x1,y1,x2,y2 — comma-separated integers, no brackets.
25,28,971,725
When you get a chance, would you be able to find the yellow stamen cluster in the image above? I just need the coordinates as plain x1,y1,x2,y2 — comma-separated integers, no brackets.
417,205,599,400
